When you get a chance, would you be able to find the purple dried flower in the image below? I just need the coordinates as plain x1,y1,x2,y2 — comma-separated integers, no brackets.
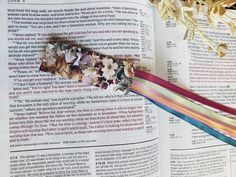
101,82,108,89
107,80,114,85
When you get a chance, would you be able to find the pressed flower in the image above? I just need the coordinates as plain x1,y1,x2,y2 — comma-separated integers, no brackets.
101,82,108,89
91,52,102,65
44,50,53,62
101,58,118,80
97,77,106,85
123,61,135,78
48,43,54,49
107,79,114,85
82,68,98,85
94,62,104,69
65,49,78,63
46,57,56,67
96,68,103,76
41,42,133,93
56,45,66,56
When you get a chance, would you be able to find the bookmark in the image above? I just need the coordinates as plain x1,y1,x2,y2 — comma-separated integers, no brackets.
40,41,236,147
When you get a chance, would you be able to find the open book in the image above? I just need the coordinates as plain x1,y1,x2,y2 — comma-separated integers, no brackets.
0,0,235,176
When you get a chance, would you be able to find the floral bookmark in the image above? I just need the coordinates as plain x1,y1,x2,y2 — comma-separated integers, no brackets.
40,42,134,94
40,41,236,147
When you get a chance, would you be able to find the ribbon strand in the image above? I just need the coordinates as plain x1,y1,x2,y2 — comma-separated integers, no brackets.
135,70,236,116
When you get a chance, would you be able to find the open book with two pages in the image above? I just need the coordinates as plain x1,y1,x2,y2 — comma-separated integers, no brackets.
0,0,235,176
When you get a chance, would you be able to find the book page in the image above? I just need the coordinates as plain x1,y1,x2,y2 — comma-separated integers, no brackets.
0,0,160,176
154,10,236,177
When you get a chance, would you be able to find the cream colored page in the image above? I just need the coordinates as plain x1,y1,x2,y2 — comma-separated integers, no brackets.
154,10,236,177
0,0,160,177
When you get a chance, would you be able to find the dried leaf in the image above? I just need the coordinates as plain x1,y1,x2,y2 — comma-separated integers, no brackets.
187,0,195,7
183,29,189,40
181,6,195,12
197,4,204,15
218,5,226,16
151,0,234,57
157,0,164,11
191,28,195,40
208,47,213,51
213,6,218,14
207,16,218,28
221,0,236,7
216,43,228,57
187,11,193,17
228,22,236,36
186,15,197,25
149,0,159,5
208,6,213,15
